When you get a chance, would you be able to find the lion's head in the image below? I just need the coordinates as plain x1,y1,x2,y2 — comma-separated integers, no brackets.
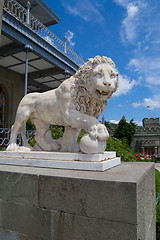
71,56,119,118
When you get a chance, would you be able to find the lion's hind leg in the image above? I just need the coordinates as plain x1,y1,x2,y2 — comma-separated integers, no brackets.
58,127,80,152
33,120,60,152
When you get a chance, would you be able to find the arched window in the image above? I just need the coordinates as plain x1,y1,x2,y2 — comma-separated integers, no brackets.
0,86,7,128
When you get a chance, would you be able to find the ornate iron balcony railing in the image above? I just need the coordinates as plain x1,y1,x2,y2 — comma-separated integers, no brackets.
0,128,36,148
3,0,85,66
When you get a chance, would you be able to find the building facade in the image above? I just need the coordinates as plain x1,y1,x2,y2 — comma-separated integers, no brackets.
131,118,160,156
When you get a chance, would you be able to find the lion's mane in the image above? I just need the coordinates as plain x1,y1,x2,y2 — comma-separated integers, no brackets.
71,56,119,119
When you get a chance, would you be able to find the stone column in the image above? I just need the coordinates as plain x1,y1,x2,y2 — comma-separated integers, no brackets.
0,0,3,46
155,146,158,156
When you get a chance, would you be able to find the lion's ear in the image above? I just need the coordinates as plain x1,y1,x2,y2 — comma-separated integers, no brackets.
101,56,108,63
88,58,94,64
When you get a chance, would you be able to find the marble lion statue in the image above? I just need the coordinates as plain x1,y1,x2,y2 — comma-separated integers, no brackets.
7,56,119,153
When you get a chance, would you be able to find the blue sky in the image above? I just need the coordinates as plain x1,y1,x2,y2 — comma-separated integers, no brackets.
43,0,160,125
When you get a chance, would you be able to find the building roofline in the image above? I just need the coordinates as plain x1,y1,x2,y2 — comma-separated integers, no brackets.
34,0,60,25
17,0,60,26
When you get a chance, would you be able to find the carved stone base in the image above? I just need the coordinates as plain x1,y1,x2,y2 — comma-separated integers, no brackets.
0,151,121,171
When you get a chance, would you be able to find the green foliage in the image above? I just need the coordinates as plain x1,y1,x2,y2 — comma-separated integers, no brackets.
156,169,160,198
28,134,36,147
0,147,6,151
156,169,160,239
105,137,136,162
26,119,36,130
50,125,64,139
113,117,137,146
26,124,85,146
157,203,160,240
26,120,36,147
77,129,86,143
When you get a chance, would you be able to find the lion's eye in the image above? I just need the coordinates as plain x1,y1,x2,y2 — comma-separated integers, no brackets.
94,72,102,78
110,73,115,78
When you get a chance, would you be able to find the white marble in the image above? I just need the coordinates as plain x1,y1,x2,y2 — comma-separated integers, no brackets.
6,56,119,154
0,151,116,162
0,151,120,171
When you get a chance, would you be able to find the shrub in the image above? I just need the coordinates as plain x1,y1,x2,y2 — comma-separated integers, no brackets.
105,137,136,162
156,169,160,239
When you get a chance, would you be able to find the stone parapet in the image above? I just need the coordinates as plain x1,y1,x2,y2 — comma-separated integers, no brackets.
135,126,160,135
0,162,156,240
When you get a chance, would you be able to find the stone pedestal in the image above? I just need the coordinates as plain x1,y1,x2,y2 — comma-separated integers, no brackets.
0,151,121,171
0,162,156,240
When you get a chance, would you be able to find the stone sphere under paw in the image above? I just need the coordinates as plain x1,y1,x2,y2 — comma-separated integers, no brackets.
79,134,106,154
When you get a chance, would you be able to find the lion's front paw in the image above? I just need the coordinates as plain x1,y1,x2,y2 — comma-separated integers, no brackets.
6,143,31,152
89,125,98,140
89,124,109,141
97,124,109,141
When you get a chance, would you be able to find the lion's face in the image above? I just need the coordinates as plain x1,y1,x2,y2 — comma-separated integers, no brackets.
88,63,119,100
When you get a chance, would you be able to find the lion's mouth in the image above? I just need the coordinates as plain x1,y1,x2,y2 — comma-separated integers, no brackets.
96,89,108,96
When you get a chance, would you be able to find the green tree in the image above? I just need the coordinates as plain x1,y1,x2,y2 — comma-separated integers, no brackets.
113,116,137,146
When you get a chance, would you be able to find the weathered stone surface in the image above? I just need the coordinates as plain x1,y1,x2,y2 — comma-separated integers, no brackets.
0,162,156,240
0,172,38,206
38,174,137,224
0,228,32,240
51,210,137,240
137,163,156,240
1,201,52,240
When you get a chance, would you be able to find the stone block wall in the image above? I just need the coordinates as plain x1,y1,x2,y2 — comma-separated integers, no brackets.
0,162,156,240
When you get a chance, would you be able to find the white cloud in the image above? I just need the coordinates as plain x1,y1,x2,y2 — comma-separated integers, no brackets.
121,3,140,43
135,120,142,126
113,74,137,96
133,95,160,110
62,0,104,23
65,30,75,47
127,3,139,18
114,0,147,44
144,96,160,110
128,56,160,86
128,58,141,72
110,120,119,124
113,0,129,7
132,102,143,108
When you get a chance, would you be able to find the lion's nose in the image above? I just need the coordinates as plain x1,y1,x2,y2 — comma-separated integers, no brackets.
103,82,111,87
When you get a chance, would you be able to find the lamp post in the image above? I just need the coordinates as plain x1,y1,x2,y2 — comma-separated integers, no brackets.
24,2,31,95
23,44,32,140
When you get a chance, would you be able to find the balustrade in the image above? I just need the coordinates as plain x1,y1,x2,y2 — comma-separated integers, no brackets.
3,0,85,66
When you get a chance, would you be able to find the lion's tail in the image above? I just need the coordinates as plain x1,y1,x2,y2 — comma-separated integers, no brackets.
20,124,32,149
